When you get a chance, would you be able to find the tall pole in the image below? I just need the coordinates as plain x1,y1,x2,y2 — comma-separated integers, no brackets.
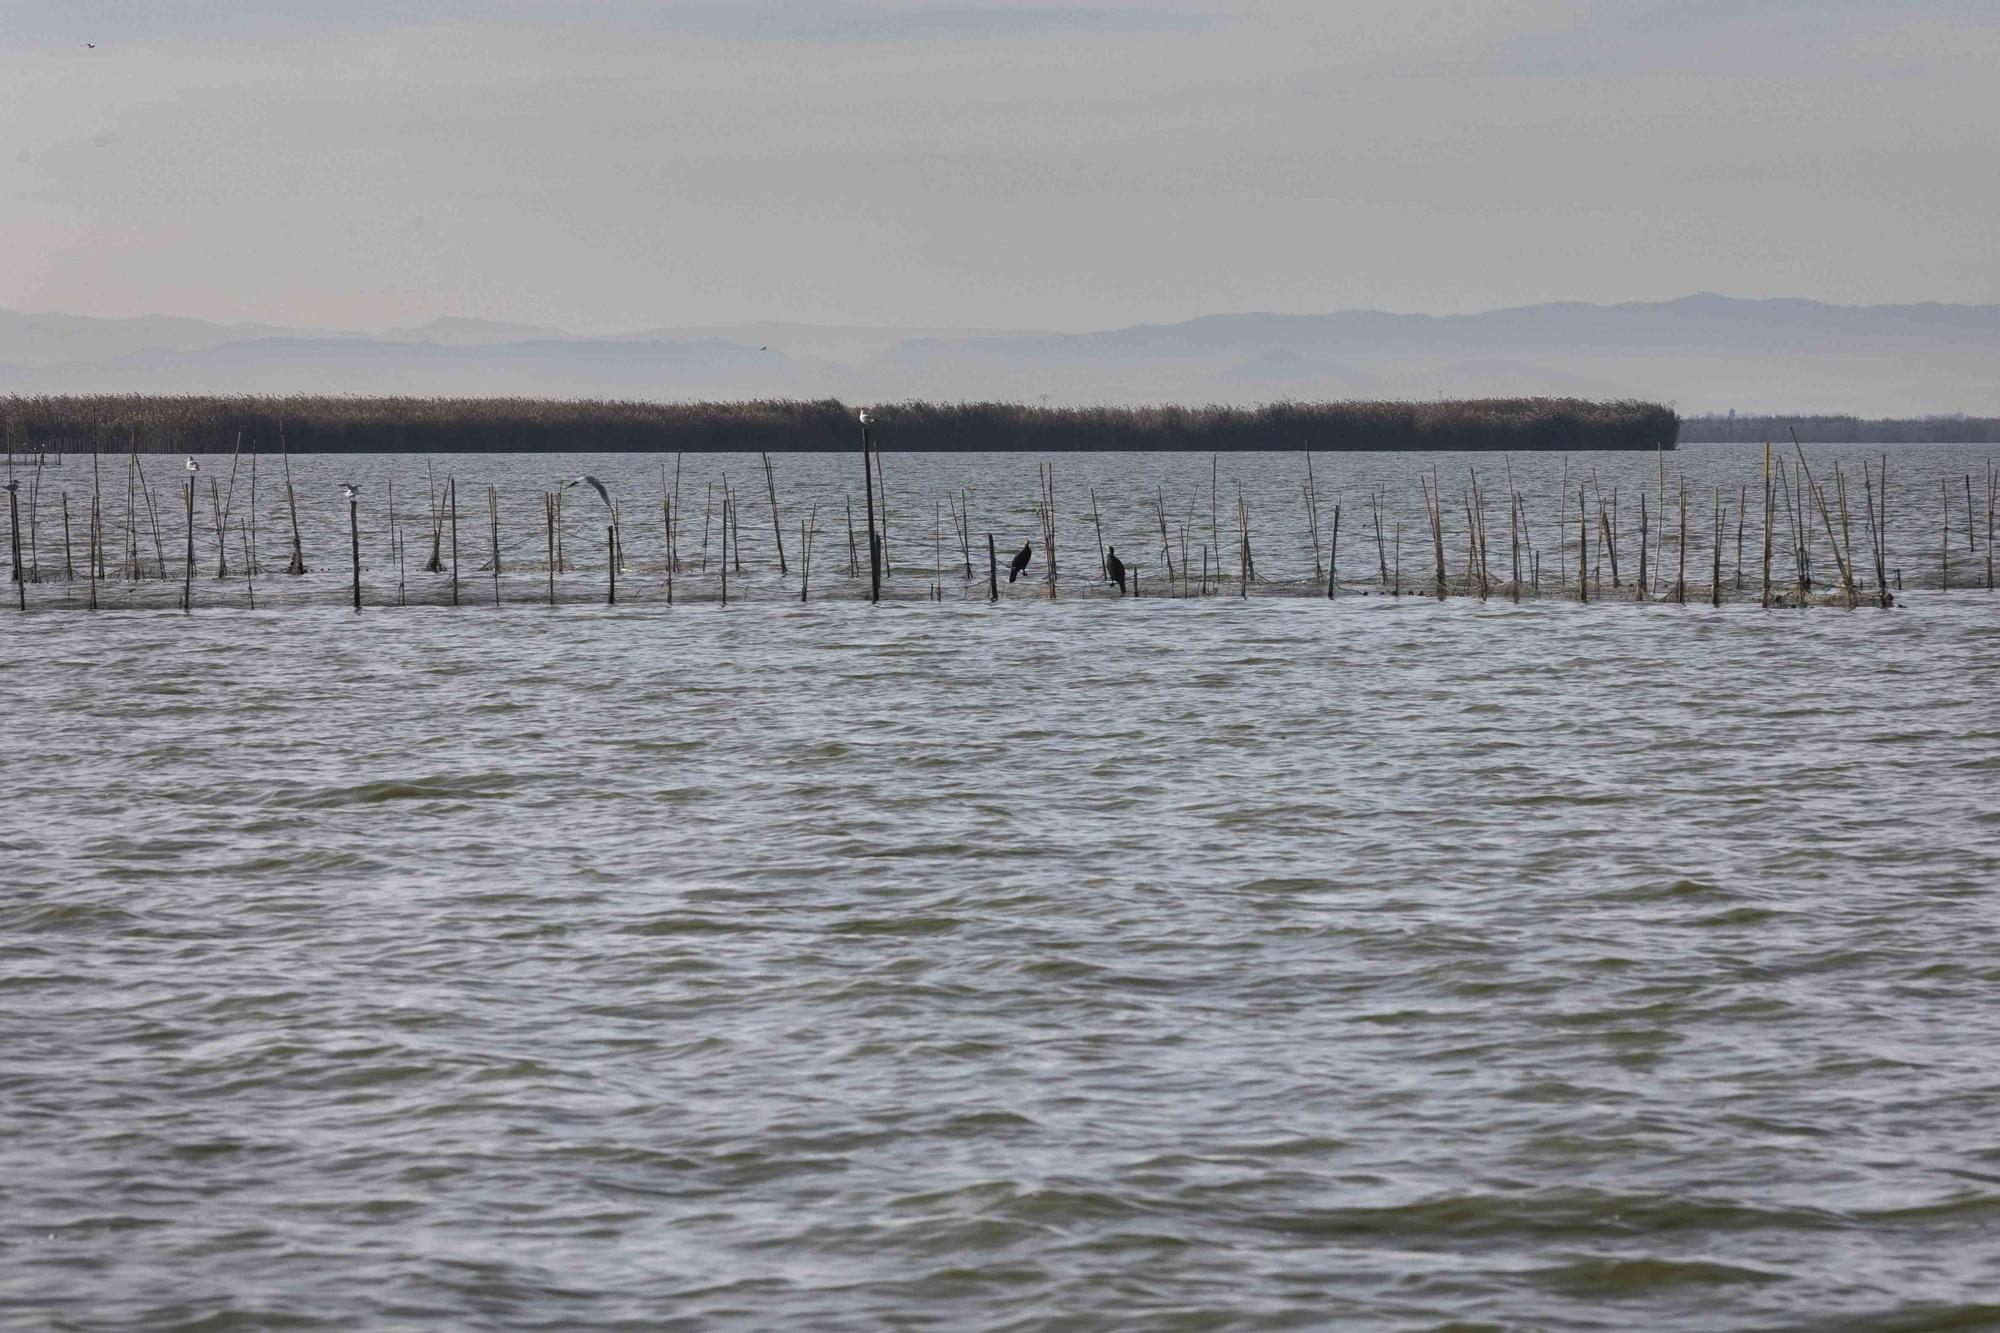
349,492,362,612
861,413,880,604
182,475,195,613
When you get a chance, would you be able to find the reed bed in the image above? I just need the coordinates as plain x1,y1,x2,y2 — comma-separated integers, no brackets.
5,395,1676,455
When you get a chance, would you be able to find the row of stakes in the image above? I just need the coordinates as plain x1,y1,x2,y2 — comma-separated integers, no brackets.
5,423,1998,613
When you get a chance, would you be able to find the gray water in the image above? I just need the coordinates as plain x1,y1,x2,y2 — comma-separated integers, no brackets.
5,449,2000,1330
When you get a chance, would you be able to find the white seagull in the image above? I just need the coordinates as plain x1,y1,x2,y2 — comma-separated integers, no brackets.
564,474,612,509
340,483,359,500
185,457,199,473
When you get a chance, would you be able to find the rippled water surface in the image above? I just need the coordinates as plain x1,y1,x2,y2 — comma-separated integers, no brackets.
6,449,2000,1330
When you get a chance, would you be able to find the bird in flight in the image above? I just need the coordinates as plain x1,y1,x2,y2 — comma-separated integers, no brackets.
1008,539,1033,583
1105,546,1126,594
84,43,96,49
564,475,612,509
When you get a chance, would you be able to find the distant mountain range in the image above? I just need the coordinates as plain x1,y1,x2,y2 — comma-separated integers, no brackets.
3,295,1997,415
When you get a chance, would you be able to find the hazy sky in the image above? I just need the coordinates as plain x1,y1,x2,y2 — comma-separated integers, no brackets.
3,0,1996,332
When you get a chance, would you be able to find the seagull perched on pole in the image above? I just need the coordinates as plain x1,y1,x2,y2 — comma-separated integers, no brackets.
340,483,359,500
185,457,199,473
563,475,612,510
2,479,17,493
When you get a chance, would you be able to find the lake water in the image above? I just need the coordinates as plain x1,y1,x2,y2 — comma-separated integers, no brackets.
5,447,2000,1330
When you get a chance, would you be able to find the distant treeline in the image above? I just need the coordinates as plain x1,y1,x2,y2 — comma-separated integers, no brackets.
3,394,1677,454
1682,414,2000,444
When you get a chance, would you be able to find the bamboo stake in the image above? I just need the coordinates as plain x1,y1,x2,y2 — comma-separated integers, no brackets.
488,485,501,605
1941,477,1950,592
1303,445,1323,582
545,493,557,604
1327,501,1342,599
347,487,361,613
428,456,448,572
1711,488,1723,607
244,519,257,610
801,501,817,603
449,478,460,606
761,451,788,574
670,453,683,573
606,524,616,606
701,482,714,574
87,492,98,610
1577,485,1589,604
60,492,73,582
720,495,730,608
861,414,880,604
182,472,195,612
988,532,998,602
1734,483,1746,590
1761,443,1773,608
281,424,306,575
1675,475,1687,605
7,485,20,610
846,493,858,579
1090,487,1106,578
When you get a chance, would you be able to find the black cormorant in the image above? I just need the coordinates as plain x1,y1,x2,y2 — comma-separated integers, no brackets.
1008,540,1032,583
1105,546,1126,594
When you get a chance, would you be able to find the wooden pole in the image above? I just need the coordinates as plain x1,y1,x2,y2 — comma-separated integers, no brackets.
1326,501,1341,599
60,491,73,583
606,524,617,605
988,532,998,602
7,486,21,610
182,474,195,613
87,493,99,610
244,519,257,611
720,496,730,607
861,417,880,604
545,493,557,604
448,478,460,606
348,491,361,612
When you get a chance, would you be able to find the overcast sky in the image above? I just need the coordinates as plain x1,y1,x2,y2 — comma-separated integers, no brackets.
3,0,1996,332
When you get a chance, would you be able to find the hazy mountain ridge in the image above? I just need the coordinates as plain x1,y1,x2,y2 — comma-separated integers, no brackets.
2,296,1996,414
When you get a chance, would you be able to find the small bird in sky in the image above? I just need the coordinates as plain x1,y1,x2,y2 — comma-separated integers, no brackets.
84,43,96,49
758,345,768,351
1105,546,1126,594
1008,539,1032,583
339,483,359,500
564,474,612,509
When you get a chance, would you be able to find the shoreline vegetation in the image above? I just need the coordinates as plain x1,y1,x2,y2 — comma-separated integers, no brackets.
3,395,1676,454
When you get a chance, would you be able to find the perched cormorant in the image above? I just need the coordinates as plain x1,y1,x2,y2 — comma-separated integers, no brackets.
1105,546,1126,594
1008,539,1032,583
